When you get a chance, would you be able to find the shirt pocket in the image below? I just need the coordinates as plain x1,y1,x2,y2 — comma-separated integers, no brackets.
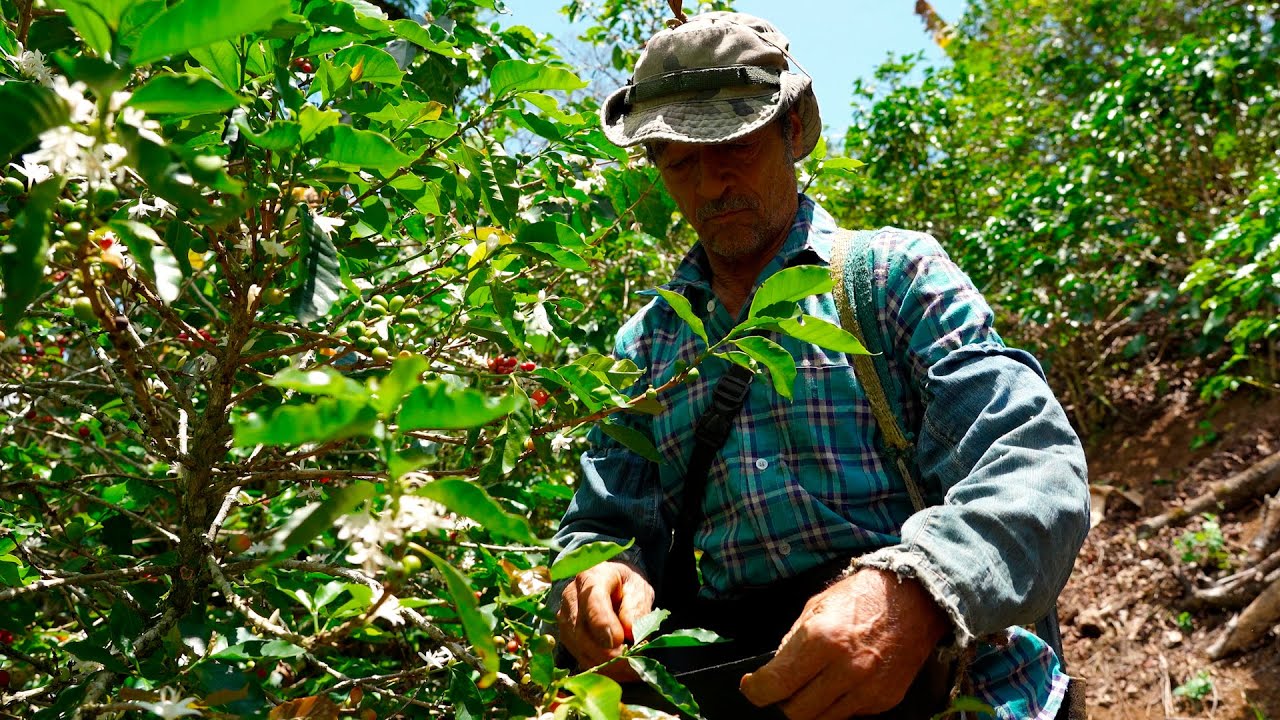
782,352,899,514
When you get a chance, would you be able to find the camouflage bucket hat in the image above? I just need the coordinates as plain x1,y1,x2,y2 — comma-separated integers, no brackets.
601,12,821,159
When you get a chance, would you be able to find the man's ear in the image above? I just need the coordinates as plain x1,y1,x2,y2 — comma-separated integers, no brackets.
785,108,804,156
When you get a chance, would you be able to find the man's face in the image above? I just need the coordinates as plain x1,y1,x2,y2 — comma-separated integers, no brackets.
653,112,802,261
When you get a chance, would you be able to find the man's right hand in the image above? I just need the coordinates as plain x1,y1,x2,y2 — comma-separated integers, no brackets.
556,560,655,682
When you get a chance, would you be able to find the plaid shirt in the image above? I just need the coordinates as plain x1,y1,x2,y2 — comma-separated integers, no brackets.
554,196,1082,719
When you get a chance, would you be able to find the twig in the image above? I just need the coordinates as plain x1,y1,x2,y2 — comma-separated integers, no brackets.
25,478,179,543
0,565,167,602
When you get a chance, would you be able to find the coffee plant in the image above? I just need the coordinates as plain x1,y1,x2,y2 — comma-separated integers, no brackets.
0,1,891,717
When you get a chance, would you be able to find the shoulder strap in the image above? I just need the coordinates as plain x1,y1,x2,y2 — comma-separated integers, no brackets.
829,229,927,514
663,362,754,607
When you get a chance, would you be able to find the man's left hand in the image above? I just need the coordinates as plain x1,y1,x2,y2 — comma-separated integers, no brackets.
739,567,950,720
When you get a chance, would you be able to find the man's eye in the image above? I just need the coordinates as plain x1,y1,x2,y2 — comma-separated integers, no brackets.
666,155,694,170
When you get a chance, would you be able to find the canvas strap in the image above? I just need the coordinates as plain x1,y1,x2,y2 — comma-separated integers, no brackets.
829,229,927,513
663,362,755,609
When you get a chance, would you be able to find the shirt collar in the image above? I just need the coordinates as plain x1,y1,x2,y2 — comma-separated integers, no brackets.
647,194,839,296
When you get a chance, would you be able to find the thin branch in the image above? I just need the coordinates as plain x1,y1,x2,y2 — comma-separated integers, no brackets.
0,565,168,602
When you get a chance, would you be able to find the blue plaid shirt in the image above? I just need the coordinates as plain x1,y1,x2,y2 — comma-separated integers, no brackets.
554,196,1088,719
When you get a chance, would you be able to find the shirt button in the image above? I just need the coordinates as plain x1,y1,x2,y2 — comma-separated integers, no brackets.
755,458,768,470
706,299,716,312
778,541,791,556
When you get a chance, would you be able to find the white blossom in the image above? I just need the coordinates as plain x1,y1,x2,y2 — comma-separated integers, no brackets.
418,647,453,669
396,495,451,535
370,591,406,626
151,196,175,216
120,106,166,146
25,126,94,176
260,239,289,257
50,76,96,124
312,215,346,236
128,200,157,219
5,42,53,86
133,687,203,719
233,236,254,253
550,433,573,454
8,157,52,189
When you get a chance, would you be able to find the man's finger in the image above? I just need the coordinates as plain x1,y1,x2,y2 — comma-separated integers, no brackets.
810,690,863,720
776,664,847,720
739,626,825,707
578,576,624,648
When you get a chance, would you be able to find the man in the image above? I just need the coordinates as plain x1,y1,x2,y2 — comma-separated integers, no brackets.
551,11,1089,720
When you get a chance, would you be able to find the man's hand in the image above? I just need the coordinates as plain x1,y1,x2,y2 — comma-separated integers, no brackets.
739,567,950,720
556,560,655,682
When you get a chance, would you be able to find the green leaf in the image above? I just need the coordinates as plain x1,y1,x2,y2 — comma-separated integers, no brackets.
731,336,795,399
561,673,623,720
389,19,467,59
655,289,708,346
232,397,377,447
371,355,427,417
110,220,183,304
262,481,375,560
630,608,668,645
419,478,544,545
397,382,518,431
188,41,241,90
774,315,869,355
268,367,368,400
599,422,661,463
423,549,498,683
312,125,412,172
131,0,291,65
491,59,587,97
0,82,70,165
458,144,517,229
448,665,486,720
48,0,113,56
627,657,702,719
331,44,404,86
234,119,302,151
149,244,183,304
298,105,340,143
292,206,343,323
641,627,726,650
127,73,243,115
747,266,832,319
2,179,62,329
550,538,635,581
821,157,866,176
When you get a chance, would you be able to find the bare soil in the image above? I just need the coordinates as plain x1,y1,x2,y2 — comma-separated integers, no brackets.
1060,382,1280,720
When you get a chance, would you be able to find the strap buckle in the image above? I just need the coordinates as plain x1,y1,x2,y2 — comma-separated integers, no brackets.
692,366,753,447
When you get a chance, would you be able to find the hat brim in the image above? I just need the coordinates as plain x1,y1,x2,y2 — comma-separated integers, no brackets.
601,73,821,160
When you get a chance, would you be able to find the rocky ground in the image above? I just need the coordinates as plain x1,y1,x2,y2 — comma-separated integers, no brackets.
1058,382,1280,720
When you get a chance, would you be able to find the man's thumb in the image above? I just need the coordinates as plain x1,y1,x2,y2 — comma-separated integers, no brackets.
616,582,651,642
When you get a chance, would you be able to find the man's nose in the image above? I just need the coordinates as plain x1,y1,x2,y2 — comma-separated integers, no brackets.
694,150,733,199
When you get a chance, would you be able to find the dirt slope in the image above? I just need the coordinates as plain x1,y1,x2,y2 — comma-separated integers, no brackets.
1059,387,1280,720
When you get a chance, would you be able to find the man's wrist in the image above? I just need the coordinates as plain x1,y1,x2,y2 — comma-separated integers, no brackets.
846,565,951,648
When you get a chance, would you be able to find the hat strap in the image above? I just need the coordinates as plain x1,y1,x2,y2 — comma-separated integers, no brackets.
623,65,781,109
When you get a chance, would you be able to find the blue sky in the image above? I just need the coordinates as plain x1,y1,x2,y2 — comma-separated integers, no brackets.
497,1,969,141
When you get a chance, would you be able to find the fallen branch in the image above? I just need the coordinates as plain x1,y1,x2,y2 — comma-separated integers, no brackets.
1139,451,1280,536
1207,572,1280,659
1186,548,1280,609
1249,493,1280,560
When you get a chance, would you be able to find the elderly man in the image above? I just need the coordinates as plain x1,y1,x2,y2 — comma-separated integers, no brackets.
550,11,1088,720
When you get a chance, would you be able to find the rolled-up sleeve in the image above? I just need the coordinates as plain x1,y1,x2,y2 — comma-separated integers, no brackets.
853,230,1090,648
